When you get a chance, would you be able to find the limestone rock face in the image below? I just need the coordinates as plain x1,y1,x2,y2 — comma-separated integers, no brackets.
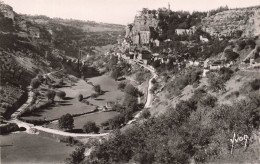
126,11,159,45
0,3,15,21
202,6,260,38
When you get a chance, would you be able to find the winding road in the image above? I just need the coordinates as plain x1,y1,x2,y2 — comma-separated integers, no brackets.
127,62,157,124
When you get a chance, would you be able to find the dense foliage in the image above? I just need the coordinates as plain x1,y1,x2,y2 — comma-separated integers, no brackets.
88,88,260,164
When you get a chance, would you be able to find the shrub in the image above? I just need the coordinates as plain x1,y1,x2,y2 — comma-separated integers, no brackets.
83,121,99,133
57,91,66,100
77,94,83,102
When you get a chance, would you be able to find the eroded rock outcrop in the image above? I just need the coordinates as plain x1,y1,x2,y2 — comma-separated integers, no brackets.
202,6,260,37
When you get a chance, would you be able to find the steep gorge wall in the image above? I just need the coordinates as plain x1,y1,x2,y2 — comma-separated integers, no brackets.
202,6,260,38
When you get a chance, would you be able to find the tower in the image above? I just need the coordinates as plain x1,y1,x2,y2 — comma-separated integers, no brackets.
168,2,170,11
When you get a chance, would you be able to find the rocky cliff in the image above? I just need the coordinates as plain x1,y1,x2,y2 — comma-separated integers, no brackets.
202,6,260,38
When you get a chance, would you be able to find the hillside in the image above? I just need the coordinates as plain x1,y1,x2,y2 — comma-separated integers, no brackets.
0,2,124,121
86,5,260,164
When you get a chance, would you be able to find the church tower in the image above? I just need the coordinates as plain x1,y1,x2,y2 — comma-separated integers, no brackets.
168,2,171,11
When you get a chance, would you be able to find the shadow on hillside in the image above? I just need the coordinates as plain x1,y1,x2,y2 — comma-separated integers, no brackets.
66,129,83,133
63,97,74,100
94,98,105,101
117,77,126,81
59,103,73,106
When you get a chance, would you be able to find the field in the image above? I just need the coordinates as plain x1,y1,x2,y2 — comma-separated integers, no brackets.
47,111,119,130
21,79,96,121
0,133,74,164
21,75,124,121
86,75,124,106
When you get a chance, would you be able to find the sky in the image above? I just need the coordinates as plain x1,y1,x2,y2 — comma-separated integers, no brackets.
2,0,260,25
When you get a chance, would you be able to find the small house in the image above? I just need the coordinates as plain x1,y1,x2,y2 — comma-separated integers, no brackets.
209,60,224,70
105,101,116,110
200,35,209,42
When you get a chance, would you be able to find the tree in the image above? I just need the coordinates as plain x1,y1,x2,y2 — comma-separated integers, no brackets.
93,84,101,94
66,147,85,164
124,84,138,97
198,95,217,108
58,113,74,130
83,121,99,133
224,49,239,61
45,90,56,103
140,109,151,119
78,94,83,102
118,82,126,91
207,72,225,92
31,78,41,89
111,67,122,80
57,91,66,100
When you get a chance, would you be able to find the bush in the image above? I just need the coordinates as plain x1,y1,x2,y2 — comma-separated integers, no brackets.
77,94,83,102
57,91,66,100
83,121,99,133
